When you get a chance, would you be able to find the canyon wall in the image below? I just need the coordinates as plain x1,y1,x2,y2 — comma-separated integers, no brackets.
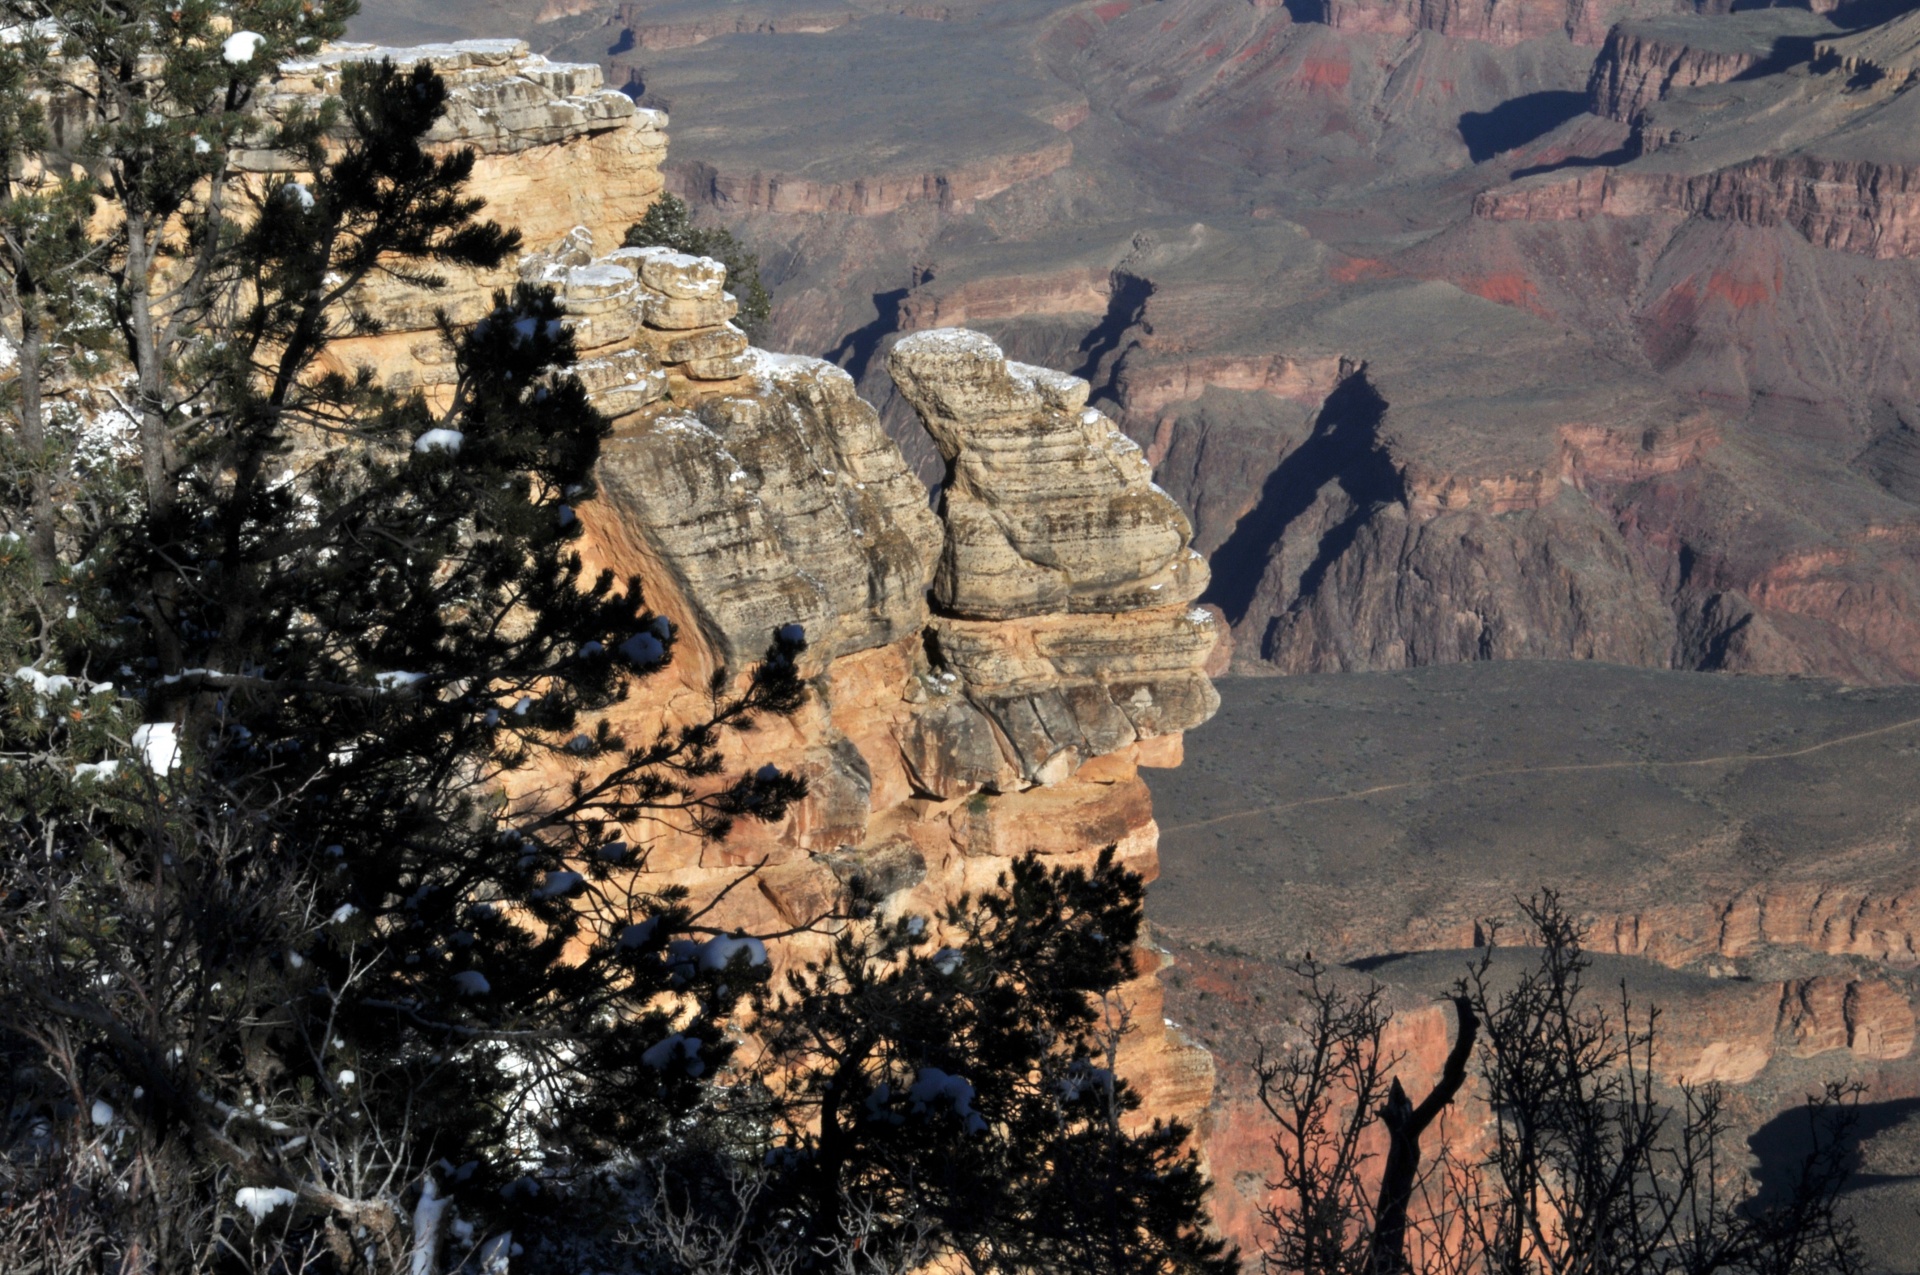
1321,0,1683,49
336,0,1920,692
297,40,1222,1127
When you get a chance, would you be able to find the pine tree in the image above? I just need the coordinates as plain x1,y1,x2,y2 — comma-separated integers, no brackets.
743,848,1239,1275
1,7,807,1270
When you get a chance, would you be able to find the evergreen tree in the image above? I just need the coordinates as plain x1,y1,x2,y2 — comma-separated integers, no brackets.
623,194,772,340
1,7,806,1270
745,848,1239,1275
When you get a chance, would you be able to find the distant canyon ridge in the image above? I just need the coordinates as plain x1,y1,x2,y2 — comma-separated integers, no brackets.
348,0,1920,687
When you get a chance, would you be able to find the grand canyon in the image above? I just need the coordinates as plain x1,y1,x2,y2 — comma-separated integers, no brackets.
9,0,1920,1267
332,0,1920,1264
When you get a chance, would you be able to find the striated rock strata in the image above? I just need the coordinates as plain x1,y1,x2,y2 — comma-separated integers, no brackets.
573,314,1223,1121
302,38,1223,1137
257,40,671,392
1584,11,1833,123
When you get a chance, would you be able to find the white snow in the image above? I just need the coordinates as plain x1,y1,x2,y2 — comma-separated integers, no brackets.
531,871,582,900
908,1068,986,1133
452,970,491,996
414,428,464,455
617,917,658,947
478,1232,514,1274
14,665,75,698
234,1186,298,1221
697,934,767,971
410,1175,450,1275
641,1032,705,1076
618,632,664,665
90,1100,114,1127
375,671,427,691
131,722,181,772
73,760,121,782
336,1069,356,1088
282,181,314,211
894,327,999,357
932,947,965,976
565,262,637,289
329,903,359,924
223,30,266,64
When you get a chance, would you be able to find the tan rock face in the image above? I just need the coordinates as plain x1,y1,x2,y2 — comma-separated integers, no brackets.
889,328,1210,620
261,40,667,251
276,41,671,393
285,35,1222,1152
594,351,943,670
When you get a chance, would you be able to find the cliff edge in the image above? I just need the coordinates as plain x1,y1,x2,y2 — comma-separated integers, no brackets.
297,39,1223,1128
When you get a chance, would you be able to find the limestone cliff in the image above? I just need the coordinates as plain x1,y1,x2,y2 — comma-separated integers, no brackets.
304,41,1222,1129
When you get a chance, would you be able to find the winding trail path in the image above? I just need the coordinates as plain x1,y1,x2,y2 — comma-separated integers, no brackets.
1160,712,1920,835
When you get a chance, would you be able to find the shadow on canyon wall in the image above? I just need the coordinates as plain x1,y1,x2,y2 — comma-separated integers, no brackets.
1202,370,1399,627
1457,90,1589,163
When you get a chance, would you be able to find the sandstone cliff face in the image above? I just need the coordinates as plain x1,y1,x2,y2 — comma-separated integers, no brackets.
574,314,1222,1119
295,38,1220,1135
260,41,669,392
1476,157,1920,261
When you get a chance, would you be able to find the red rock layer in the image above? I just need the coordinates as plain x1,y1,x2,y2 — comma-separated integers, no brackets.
668,139,1075,215
1476,158,1920,260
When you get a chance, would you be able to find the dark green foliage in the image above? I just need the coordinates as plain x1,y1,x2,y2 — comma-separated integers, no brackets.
622,193,771,340
1,16,808,1270
744,848,1239,1275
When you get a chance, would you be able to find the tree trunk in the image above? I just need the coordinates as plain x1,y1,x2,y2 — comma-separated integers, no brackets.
1367,996,1477,1275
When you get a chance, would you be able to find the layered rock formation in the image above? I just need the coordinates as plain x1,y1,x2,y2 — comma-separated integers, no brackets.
285,36,1222,1134
334,0,1920,691
1585,10,1831,122
1321,0,1680,49
573,316,1222,1119
259,40,670,391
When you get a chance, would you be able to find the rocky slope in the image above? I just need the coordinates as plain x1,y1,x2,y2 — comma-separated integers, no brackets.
1320,0,1682,49
309,39,1223,1125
